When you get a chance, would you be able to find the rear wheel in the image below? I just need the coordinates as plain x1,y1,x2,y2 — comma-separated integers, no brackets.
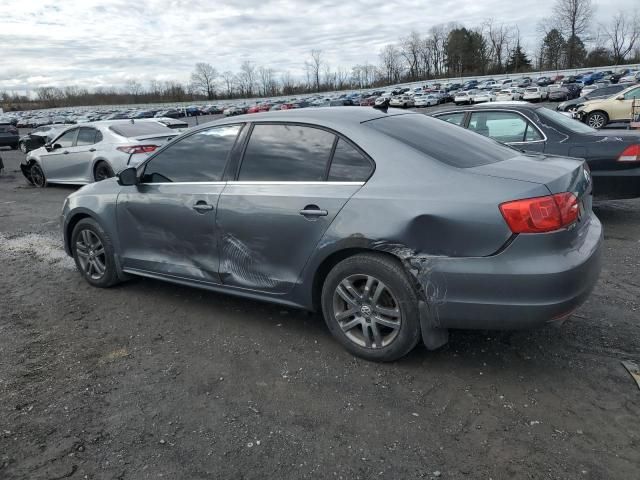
321,253,421,362
94,161,114,182
30,163,46,187
586,111,608,129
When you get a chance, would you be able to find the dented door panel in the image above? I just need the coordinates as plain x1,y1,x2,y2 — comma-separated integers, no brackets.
216,182,361,294
116,183,224,283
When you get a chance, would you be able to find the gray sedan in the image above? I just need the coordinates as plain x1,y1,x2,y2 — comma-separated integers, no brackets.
60,108,602,361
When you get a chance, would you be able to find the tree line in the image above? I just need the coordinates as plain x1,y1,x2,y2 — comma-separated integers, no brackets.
1,0,639,111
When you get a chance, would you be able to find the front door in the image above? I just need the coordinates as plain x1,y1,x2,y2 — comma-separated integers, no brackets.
116,124,243,284
610,86,640,121
217,124,373,294
41,128,83,182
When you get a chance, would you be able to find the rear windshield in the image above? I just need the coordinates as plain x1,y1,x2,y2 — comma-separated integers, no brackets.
365,114,517,168
109,122,172,137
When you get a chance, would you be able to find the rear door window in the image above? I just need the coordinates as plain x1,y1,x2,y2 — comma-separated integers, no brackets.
142,125,241,183
238,124,335,181
76,127,98,146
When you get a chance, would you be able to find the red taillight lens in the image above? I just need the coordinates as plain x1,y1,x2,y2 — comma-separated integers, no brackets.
499,192,579,233
116,145,158,154
618,144,640,162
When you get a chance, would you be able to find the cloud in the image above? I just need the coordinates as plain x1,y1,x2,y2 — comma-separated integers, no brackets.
0,0,634,92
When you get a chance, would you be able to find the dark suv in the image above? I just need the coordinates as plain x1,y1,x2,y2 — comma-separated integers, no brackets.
0,119,19,150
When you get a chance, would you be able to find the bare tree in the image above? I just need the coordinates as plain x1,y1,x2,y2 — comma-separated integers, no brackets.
553,0,594,67
379,44,402,84
602,11,640,64
220,71,235,98
484,19,513,73
258,66,277,96
190,62,218,100
309,49,323,92
237,61,257,97
400,31,422,80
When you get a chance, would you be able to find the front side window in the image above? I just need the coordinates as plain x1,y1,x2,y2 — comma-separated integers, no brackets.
468,111,541,143
142,124,241,183
54,129,77,148
435,112,465,126
76,128,98,146
623,87,640,100
328,139,373,182
238,124,335,181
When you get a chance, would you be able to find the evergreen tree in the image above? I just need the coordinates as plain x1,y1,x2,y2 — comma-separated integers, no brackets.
506,44,532,72
541,29,566,70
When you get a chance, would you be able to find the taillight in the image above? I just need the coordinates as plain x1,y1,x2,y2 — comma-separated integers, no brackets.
499,192,579,233
116,145,158,154
618,145,640,162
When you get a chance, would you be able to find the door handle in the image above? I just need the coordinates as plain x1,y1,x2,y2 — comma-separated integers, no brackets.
89,148,96,152
193,202,214,213
299,205,328,217
63,150,69,154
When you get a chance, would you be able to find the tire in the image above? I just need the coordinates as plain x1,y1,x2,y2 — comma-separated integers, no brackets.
321,253,421,362
19,142,27,154
586,111,609,129
93,161,114,182
71,218,120,288
30,163,46,188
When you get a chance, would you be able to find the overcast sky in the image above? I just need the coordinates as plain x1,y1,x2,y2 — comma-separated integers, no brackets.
0,0,634,93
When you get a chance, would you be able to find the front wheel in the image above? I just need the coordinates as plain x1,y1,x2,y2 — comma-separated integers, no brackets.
71,218,120,288
30,163,46,187
321,253,421,362
586,111,608,129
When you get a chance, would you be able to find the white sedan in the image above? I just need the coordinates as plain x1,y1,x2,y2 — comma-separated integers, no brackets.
21,120,178,187
470,90,496,104
413,94,439,107
496,88,523,101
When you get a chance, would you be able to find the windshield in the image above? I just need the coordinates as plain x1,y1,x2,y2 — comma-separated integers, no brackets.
536,107,596,134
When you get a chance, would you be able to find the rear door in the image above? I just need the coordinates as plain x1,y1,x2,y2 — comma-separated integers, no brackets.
73,127,103,181
116,124,242,283
610,86,640,121
216,123,372,293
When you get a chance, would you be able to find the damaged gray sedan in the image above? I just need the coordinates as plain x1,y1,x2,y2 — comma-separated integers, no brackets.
61,108,603,361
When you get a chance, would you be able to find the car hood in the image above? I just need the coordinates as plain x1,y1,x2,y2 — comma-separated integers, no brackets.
579,98,610,109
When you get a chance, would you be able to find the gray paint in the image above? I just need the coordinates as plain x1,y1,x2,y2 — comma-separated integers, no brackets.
62,107,603,333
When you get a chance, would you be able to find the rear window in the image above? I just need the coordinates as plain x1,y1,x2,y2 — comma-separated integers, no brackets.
109,122,172,137
365,114,517,168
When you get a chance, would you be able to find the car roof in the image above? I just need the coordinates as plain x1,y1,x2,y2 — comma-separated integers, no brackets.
197,106,409,129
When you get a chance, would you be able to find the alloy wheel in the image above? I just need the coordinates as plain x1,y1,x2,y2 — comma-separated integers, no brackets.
19,142,27,153
30,164,45,187
588,113,606,129
75,229,107,280
332,274,402,349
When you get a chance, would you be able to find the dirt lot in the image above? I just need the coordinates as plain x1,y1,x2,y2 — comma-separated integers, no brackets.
0,139,639,480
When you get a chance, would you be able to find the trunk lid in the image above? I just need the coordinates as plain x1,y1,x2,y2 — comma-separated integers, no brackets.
468,153,591,198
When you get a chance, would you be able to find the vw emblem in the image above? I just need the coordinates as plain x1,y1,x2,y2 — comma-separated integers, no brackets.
360,305,372,317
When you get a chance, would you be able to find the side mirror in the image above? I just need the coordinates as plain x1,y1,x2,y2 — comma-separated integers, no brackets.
52,143,62,150
616,95,624,100
117,167,138,186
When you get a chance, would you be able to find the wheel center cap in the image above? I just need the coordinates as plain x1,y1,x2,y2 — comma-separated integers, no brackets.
360,305,372,317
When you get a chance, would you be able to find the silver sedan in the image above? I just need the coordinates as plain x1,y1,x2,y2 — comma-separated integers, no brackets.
21,120,178,187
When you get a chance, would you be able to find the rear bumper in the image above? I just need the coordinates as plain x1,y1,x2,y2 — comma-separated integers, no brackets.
423,214,603,330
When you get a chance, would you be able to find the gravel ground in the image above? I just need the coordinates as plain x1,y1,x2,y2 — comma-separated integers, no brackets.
0,125,639,480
